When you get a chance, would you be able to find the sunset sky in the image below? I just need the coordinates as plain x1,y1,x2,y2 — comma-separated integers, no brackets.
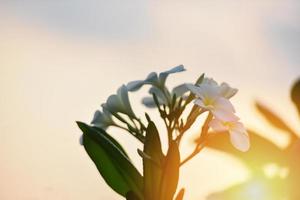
1,1,300,199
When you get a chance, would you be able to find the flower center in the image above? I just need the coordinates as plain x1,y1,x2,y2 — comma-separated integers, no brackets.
223,121,234,129
203,97,215,106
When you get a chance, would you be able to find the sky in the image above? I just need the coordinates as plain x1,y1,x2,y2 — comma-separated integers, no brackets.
0,1,300,199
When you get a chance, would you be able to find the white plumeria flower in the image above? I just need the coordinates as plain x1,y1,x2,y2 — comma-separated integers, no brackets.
201,77,238,99
142,87,166,108
128,65,186,108
209,118,250,152
126,65,185,91
159,65,186,86
106,85,136,118
142,82,192,108
186,83,238,121
91,108,114,129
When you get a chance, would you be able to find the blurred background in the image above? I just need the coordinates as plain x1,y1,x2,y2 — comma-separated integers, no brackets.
0,0,300,199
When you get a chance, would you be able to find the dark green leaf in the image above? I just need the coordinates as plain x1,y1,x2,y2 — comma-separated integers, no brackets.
126,191,141,200
143,121,164,200
92,126,129,158
159,141,180,200
77,122,143,199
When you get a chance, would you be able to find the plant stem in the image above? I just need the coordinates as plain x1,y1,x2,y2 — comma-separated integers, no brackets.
176,107,204,145
180,112,213,166
179,143,205,166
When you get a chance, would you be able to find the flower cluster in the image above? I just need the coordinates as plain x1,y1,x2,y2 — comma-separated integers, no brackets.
77,65,250,200
84,65,249,152
186,78,249,152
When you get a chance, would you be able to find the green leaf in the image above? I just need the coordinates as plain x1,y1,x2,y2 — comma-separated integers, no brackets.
143,121,164,200
175,188,185,200
126,191,141,200
195,73,205,85
77,122,143,199
92,126,129,158
255,101,298,140
291,79,300,117
204,130,285,172
159,141,180,200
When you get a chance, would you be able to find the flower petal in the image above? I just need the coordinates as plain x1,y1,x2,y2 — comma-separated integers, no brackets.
220,82,238,99
209,119,228,132
172,84,190,97
91,110,105,125
212,109,239,121
162,65,185,74
126,80,145,91
145,72,158,84
197,84,220,101
118,85,136,118
126,72,158,92
159,65,185,85
141,97,156,108
102,106,112,117
185,84,204,98
231,121,247,133
149,87,167,102
106,94,123,114
202,77,218,86
91,108,113,129
214,97,235,113
229,130,250,152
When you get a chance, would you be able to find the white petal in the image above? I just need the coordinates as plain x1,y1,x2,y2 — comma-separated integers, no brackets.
202,77,218,86
126,80,145,91
91,108,113,128
145,72,158,84
212,109,239,121
185,84,204,98
198,84,220,100
232,121,247,133
162,65,185,74
149,87,167,102
220,82,238,99
126,72,159,92
106,94,123,113
142,97,156,108
229,130,250,152
91,110,107,126
172,84,190,97
102,107,112,117
118,85,130,108
214,97,235,113
91,110,102,124
209,119,228,132
159,65,185,84
118,85,136,118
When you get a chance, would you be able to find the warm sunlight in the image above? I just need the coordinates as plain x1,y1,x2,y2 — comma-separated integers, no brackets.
1,1,299,200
